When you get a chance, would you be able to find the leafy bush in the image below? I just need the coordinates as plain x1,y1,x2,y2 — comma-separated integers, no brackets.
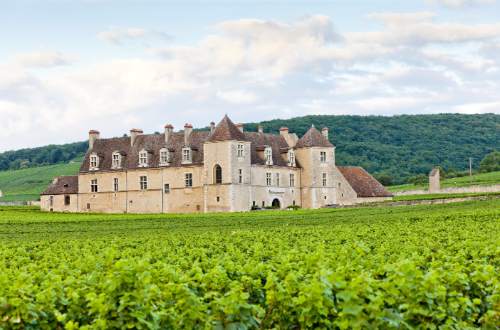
0,201,499,329
480,150,500,173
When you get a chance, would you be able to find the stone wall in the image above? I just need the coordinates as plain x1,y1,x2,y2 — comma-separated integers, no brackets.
394,184,500,196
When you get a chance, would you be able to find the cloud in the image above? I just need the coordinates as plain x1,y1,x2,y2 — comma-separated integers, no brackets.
97,27,171,45
216,90,258,104
14,51,74,68
1,14,500,150
426,0,496,8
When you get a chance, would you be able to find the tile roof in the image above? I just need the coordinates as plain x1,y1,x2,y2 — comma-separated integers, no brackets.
337,166,393,198
80,116,337,173
80,130,210,172
243,132,291,167
295,126,334,148
206,115,246,142
41,176,79,195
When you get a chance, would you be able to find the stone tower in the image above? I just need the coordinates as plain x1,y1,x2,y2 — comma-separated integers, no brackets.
203,115,251,212
294,125,337,208
429,167,440,193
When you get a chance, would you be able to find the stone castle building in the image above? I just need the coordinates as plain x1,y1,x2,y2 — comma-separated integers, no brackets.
41,115,392,213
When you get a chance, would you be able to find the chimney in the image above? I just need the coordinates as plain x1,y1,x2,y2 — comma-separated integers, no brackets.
279,127,289,137
184,123,193,145
88,130,100,150
258,125,264,133
210,121,216,134
322,127,329,140
236,123,244,132
130,129,143,146
164,124,173,144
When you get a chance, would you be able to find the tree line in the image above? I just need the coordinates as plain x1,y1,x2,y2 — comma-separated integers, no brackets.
0,113,498,185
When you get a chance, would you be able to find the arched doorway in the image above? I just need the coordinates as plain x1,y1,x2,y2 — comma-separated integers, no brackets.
272,198,281,209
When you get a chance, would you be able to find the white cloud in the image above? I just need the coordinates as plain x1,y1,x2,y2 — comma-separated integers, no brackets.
216,90,258,104
1,14,500,150
426,0,496,8
14,51,74,68
97,27,171,45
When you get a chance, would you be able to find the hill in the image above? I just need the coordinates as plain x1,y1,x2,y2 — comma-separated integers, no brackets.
0,113,498,185
251,113,499,184
0,162,80,202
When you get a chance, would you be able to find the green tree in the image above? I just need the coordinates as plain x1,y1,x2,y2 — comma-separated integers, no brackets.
479,150,500,173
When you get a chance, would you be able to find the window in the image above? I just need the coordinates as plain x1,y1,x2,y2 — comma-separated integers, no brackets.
164,184,170,193
182,147,192,164
216,196,220,202
322,173,327,187
185,173,193,187
290,173,295,187
140,176,148,190
288,149,296,167
113,178,119,192
293,200,296,206
139,150,148,167
214,165,222,184
49,196,54,207
86,203,90,210
262,201,265,208
91,179,98,193
112,152,121,169
266,172,272,186
237,144,244,158
275,173,280,187
320,151,327,163
264,147,273,165
159,148,170,166
89,154,99,170
64,195,71,206
238,169,243,184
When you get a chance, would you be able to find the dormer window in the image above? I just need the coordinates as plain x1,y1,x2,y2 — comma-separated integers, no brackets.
264,146,273,166
138,149,148,167
112,152,122,169
237,144,244,158
288,149,296,167
89,153,99,170
182,147,192,164
159,148,170,166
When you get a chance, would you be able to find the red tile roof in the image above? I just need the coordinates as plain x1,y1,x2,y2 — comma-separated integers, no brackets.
295,126,334,148
337,166,392,198
41,176,78,195
206,115,246,142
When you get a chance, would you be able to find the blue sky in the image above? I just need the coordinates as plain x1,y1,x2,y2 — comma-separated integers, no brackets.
1,0,499,150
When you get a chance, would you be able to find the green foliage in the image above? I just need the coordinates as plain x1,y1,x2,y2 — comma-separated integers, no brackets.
1,114,498,185
253,113,499,184
0,163,81,202
480,150,500,173
0,141,87,171
0,200,499,329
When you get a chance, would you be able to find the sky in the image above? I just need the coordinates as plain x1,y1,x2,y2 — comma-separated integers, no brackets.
1,0,499,151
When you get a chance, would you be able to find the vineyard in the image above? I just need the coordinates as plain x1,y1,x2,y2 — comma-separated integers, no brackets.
0,200,499,329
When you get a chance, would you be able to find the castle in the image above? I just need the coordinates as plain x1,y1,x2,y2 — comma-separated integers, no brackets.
40,115,392,213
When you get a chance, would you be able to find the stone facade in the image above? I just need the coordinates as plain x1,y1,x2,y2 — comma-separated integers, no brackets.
41,116,392,213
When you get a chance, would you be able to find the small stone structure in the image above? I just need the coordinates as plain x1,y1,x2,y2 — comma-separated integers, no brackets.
429,167,440,193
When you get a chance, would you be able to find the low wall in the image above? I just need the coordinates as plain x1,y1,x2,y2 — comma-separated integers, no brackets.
394,184,500,196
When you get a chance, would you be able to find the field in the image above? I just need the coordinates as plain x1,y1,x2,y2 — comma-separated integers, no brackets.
1,200,499,329
0,162,80,202
388,171,500,193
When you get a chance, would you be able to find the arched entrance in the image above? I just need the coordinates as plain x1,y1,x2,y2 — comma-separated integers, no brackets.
271,198,281,209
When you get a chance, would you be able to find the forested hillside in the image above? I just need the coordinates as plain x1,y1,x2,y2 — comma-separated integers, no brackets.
249,113,499,184
0,114,498,184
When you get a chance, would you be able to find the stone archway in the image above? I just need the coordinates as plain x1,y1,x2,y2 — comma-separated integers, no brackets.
271,198,281,209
